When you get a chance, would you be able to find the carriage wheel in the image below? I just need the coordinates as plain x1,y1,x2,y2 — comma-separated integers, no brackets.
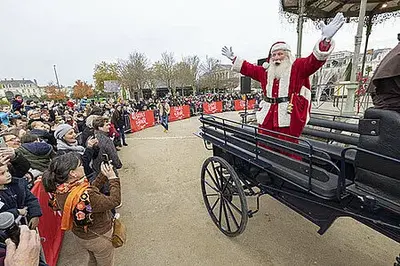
201,156,248,237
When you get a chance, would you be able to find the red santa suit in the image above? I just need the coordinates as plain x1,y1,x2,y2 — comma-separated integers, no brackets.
232,40,334,143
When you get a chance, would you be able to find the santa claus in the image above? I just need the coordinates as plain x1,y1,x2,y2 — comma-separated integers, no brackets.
222,13,346,143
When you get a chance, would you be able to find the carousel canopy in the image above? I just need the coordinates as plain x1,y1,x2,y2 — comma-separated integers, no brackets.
281,0,400,20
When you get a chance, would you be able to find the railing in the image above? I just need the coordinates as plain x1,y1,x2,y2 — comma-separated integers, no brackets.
200,114,341,199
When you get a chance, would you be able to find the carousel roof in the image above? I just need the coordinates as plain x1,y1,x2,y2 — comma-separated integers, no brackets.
281,0,400,20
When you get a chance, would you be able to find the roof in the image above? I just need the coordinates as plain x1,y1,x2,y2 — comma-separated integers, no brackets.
281,0,400,19
0,79,37,87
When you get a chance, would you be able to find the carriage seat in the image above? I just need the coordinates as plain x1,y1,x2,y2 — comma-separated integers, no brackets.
354,108,400,205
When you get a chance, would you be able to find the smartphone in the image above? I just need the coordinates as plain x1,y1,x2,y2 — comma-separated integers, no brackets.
0,137,7,148
102,154,110,165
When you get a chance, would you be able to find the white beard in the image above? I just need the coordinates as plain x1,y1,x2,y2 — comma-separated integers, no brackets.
268,58,292,80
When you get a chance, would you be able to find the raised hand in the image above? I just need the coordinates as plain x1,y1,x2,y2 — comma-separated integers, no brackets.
221,46,235,61
320,13,345,40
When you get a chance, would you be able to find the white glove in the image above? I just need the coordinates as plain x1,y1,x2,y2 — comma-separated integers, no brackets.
320,13,345,40
221,46,235,61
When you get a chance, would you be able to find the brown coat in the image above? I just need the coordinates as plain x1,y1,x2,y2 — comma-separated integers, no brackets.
56,174,121,240
368,43,400,111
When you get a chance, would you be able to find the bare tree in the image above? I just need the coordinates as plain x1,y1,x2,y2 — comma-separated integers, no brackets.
145,67,159,97
183,55,200,94
199,56,221,93
119,51,150,99
153,52,176,95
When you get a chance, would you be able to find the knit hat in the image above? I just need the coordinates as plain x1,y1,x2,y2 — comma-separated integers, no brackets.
262,41,291,69
54,124,73,140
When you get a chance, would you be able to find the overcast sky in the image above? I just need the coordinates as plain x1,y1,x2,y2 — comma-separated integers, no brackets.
0,0,398,86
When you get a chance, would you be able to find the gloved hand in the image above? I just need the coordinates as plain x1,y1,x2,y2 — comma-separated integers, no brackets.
221,46,235,61
320,12,345,40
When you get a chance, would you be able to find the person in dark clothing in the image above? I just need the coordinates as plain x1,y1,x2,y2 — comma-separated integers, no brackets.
368,42,400,112
76,114,86,133
0,160,42,229
92,117,122,176
11,95,24,114
80,115,100,148
16,134,55,173
111,105,127,146
0,134,31,178
54,124,98,180
29,121,57,147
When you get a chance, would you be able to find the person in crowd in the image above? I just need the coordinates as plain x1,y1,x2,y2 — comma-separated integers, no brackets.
92,117,122,176
42,153,121,266
0,156,42,229
159,99,170,133
30,121,57,147
3,225,42,266
54,124,98,179
16,134,54,173
111,105,128,146
11,95,24,114
367,41,400,112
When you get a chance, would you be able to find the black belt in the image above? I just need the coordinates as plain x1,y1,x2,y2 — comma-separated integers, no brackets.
264,96,289,104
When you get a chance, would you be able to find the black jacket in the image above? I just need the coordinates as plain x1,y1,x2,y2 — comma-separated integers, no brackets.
30,129,57,147
8,152,31,178
0,177,42,219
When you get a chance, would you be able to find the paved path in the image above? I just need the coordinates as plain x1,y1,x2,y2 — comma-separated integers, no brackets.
57,111,399,266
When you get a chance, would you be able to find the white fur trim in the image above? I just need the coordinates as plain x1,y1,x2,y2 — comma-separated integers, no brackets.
300,86,311,102
277,102,290,127
232,57,244,72
271,43,291,52
300,86,312,124
262,62,270,69
276,70,291,127
256,100,271,124
264,67,292,127
313,39,335,61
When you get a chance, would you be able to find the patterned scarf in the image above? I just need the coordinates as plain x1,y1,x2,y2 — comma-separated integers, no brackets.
56,177,90,231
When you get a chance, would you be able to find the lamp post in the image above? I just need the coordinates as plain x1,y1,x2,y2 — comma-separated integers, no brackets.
53,64,61,89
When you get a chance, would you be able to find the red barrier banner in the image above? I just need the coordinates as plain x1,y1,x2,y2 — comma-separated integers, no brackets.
130,110,155,132
234,99,256,111
31,181,64,266
169,105,190,122
203,101,223,114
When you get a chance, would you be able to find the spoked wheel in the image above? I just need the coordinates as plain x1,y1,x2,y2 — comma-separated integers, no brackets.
201,156,248,237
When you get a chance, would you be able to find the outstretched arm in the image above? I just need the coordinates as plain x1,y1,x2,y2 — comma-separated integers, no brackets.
222,46,267,83
296,13,345,77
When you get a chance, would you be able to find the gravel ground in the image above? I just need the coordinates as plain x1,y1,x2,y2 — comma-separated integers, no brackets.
57,111,399,266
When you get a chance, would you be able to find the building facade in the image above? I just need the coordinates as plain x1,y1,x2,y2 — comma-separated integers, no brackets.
0,78,45,99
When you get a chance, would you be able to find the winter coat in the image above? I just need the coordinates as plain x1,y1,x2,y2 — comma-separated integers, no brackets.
16,142,54,172
54,173,120,240
111,110,124,128
92,130,122,175
11,100,23,113
0,177,42,219
30,129,57,147
8,152,31,178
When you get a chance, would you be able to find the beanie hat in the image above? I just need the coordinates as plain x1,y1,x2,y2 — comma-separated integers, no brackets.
54,124,73,140
262,41,291,69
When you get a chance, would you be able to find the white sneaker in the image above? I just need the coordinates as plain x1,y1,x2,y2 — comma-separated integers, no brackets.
114,213,120,219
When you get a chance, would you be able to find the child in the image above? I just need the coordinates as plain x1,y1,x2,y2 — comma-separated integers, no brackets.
0,156,42,230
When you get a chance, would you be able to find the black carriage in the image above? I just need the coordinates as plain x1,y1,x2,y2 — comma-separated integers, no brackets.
198,108,400,262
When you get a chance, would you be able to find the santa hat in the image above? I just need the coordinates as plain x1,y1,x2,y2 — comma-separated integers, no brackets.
262,41,291,69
